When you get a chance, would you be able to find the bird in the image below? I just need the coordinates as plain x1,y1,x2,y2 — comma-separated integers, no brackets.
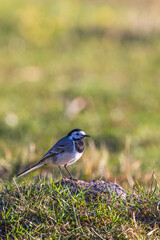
17,129,90,180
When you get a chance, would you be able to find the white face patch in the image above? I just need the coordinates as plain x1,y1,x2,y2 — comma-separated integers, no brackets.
80,130,86,135
70,130,86,140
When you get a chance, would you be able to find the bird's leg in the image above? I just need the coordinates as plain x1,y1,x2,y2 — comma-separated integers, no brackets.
58,166,67,179
64,164,78,181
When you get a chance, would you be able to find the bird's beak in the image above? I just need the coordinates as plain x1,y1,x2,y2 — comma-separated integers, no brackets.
83,134,90,138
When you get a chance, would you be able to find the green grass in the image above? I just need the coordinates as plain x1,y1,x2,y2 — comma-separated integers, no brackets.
0,175,160,239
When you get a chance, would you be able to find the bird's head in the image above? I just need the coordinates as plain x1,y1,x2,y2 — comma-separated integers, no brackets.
67,129,90,140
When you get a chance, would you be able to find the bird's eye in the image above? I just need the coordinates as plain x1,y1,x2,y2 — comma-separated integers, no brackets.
76,133,79,135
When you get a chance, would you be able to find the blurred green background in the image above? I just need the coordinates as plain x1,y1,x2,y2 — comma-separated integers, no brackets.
1,0,160,186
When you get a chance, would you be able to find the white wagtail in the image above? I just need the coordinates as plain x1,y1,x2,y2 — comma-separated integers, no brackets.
17,129,90,180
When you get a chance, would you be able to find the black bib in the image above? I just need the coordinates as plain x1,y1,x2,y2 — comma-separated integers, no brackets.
75,139,85,153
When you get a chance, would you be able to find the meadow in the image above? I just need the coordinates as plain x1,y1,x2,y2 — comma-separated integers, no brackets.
0,0,160,238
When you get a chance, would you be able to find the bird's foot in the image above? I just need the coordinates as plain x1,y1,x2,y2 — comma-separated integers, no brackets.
69,177,78,181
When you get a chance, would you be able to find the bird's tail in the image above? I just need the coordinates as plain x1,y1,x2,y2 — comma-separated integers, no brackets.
17,160,45,178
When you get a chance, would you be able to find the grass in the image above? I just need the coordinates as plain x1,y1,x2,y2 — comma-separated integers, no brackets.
0,175,160,239
1,0,160,183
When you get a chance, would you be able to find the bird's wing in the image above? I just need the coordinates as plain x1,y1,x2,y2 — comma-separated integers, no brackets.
17,137,73,178
40,137,73,161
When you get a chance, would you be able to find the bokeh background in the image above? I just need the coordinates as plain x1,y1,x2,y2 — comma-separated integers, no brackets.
1,0,160,187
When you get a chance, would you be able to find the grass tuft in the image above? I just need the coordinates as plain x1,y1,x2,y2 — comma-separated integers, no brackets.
0,176,160,239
